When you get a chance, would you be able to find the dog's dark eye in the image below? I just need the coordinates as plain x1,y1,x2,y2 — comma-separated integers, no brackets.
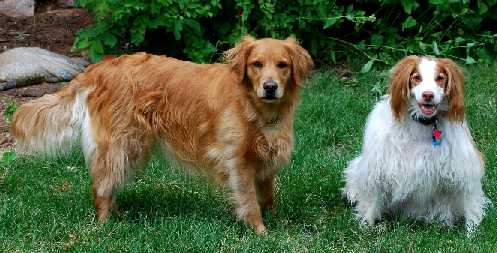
412,74,421,82
276,62,288,68
253,61,263,68
436,75,445,82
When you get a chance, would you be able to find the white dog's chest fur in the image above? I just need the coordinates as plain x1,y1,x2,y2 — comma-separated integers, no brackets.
384,123,461,198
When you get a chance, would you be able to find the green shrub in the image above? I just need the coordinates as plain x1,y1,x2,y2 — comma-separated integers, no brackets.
3,98,17,123
74,0,497,69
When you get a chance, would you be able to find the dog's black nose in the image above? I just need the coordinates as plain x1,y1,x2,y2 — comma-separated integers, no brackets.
263,80,278,92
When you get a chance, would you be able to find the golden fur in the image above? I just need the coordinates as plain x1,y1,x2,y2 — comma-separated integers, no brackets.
11,36,313,234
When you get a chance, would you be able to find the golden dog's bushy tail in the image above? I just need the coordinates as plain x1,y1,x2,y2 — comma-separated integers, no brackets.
11,82,88,156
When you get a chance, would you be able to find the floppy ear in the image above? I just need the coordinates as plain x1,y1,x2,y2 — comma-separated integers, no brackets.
285,37,314,86
439,58,465,122
223,35,256,82
389,55,419,122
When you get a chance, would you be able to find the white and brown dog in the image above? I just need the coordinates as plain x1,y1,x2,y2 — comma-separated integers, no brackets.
11,36,313,234
344,56,488,235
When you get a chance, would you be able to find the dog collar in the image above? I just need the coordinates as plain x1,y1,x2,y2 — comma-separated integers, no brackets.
411,114,443,146
266,116,281,126
411,113,437,125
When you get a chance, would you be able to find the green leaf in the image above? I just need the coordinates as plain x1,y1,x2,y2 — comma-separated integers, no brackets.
476,48,492,63
173,20,183,40
130,25,146,45
91,40,104,54
400,0,416,14
89,46,103,63
149,15,171,28
329,51,336,63
184,19,202,34
465,56,476,64
101,33,118,47
361,60,374,73
357,40,366,50
73,37,90,49
429,0,445,4
323,17,338,29
418,41,426,51
432,41,440,55
455,37,465,44
371,34,384,49
479,2,488,14
402,16,417,30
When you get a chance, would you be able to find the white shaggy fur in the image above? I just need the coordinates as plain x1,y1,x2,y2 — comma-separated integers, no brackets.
344,57,487,236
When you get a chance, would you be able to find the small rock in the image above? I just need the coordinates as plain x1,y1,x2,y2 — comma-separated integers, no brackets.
0,0,35,17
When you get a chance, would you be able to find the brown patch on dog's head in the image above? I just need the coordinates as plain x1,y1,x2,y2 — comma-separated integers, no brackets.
436,58,465,121
224,36,313,104
389,55,420,122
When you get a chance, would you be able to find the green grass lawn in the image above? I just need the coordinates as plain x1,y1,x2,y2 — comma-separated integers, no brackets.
1,64,496,252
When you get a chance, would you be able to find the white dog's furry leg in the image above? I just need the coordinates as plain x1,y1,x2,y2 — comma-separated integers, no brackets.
343,158,360,203
344,158,384,227
356,196,383,226
462,191,486,237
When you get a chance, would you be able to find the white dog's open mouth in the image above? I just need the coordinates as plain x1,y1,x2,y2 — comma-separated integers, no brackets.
418,103,437,116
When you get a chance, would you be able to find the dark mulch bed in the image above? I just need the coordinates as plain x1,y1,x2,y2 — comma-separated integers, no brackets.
0,8,92,56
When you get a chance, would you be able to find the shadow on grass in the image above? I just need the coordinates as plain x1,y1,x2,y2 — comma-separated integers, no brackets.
113,180,235,223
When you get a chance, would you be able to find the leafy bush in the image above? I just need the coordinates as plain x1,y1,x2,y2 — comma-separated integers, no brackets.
3,98,17,123
74,0,497,69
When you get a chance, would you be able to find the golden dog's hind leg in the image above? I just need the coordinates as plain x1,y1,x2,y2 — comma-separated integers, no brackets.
90,146,126,221
91,184,114,221
229,166,266,234
89,137,152,221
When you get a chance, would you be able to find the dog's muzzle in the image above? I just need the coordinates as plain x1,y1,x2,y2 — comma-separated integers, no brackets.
262,80,278,99
418,91,437,116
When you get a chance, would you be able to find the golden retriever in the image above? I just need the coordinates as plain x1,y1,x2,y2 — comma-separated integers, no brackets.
11,36,313,234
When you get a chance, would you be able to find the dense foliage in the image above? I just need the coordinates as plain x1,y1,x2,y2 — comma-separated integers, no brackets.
74,0,497,69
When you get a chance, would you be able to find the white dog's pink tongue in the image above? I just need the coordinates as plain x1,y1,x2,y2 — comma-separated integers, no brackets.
421,105,434,115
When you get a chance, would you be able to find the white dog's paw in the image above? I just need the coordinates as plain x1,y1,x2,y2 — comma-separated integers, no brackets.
465,220,479,239
358,217,369,228
465,225,476,239
356,214,376,228
342,186,358,204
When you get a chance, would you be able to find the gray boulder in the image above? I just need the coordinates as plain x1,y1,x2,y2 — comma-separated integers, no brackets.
0,47,89,91
0,0,34,17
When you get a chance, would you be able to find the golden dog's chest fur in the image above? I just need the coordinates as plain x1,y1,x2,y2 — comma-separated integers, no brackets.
11,36,313,234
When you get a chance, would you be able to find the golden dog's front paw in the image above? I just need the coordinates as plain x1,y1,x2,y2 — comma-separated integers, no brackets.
255,223,267,235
